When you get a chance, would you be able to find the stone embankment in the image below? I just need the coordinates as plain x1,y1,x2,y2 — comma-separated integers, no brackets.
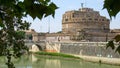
45,42,120,65
27,41,120,65
73,55,120,66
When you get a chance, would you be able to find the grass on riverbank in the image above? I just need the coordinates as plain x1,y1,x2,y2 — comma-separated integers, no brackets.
34,51,80,59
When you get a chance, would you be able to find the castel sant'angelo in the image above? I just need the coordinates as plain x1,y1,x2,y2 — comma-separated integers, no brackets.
25,7,120,42
62,7,111,41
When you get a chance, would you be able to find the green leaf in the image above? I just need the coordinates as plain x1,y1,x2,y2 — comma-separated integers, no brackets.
115,45,120,54
24,0,33,7
103,0,120,18
0,18,4,27
23,0,58,19
114,35,120,42
38,0,50,5
106,40,115,49
44,2,58,17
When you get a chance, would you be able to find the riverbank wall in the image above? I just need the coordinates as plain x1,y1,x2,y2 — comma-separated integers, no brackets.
46,42,120,58
73,55,120,66
27,41,120,65
45,42,120,65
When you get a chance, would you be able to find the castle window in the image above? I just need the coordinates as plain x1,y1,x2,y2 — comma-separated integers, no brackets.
65,19,68,21
88,16,90,17
89,18,92,20
73,13,79,18
102,19,104,21
72,15,74,17
86,14,90,17
82,18,86,20
95,19,98,21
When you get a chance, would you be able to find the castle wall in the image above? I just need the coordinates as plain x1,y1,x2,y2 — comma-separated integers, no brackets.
46,35,70,42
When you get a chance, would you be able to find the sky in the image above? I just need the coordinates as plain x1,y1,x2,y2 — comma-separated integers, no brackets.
23,0,120,33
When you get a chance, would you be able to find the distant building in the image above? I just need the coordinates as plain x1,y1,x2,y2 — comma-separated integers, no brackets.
25,8,120,42
45,33,71,42
24,29,46,42
62,8,119,42
24,29,35,41
62,8,110,34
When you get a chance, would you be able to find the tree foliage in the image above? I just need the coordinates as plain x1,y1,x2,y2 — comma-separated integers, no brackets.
103,0,120,54
103,0,120,18
0,0,58,68
106,35,120,54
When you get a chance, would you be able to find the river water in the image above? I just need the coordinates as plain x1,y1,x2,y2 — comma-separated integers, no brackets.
0,54,120,68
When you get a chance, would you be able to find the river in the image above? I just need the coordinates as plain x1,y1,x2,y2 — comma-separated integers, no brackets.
0,54,120,68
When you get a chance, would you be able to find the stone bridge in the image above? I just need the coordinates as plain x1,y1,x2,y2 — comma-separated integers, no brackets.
25,41,46,52
25,41,120,58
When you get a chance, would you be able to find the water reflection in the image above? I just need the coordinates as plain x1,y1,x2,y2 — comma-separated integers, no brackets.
0,54,120,68
32,54,38,62
45,59,61,68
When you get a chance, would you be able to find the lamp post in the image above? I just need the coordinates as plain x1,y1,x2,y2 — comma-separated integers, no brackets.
106,33,108,42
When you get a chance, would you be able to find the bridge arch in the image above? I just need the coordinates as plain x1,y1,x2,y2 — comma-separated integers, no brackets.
30,44,44,52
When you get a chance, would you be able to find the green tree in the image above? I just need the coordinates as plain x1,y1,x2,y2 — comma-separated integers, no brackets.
103,0,120,18
103,0,120,54
0,0,58,68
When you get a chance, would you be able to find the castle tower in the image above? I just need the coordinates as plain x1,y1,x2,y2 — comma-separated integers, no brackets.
62,8,110,34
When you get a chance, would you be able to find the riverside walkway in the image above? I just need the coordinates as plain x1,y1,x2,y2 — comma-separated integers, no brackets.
73,55,120,66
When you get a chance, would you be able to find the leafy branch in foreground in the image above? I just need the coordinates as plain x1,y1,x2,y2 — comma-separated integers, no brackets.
0,0,58,68
106,35,120,54
103,0,120,18
104,0,120,54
